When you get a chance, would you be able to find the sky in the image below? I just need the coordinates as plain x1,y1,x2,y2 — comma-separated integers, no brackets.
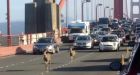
0,0,131,23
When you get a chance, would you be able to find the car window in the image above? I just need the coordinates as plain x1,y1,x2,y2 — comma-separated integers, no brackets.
37,38,52,43
77,36,90,41
101,36,117,42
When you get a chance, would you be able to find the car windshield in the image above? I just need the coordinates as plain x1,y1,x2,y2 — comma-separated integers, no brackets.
90,34,97,39
102,36,117,42
37,38,52,43
70,29,83,33
101,28,110,31
111,31,125,37
77,36,90,41
98,32,105,35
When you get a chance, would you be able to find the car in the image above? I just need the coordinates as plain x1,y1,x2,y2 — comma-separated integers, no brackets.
90,33,99,45
99,34,120,52
33,37,59,54
73,35,94,49
97,31,107,43
111,30,126,45
100,28,112,33
109,43,140,75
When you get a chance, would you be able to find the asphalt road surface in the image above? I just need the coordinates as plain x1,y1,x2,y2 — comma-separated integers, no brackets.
0,44,131,75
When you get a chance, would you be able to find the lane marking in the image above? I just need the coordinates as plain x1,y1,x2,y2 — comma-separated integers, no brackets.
21,62,25,64
5,66,9,68
42,52,94,74
0,50,68,70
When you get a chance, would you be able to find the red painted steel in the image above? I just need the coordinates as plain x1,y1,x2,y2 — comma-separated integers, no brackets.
7,0,12,46
114,0,123,19
59,0,65,9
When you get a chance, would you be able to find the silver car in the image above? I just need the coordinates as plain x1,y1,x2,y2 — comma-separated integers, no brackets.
33,37,59,54
73,35,94,49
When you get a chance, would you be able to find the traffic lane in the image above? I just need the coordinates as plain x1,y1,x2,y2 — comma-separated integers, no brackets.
0,46,130,75
47,47,130,75
0,48,97,75
0,43,70,68
0,50,68,75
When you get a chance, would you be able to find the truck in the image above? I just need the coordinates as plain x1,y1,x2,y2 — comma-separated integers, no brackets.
67,21,90,41
98,18,110,28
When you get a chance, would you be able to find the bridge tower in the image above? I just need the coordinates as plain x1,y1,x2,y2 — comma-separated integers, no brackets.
114,0,123,19
131,0,140,20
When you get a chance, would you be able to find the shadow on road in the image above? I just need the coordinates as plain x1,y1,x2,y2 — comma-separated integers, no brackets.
53,65,111,71
82,58,120,63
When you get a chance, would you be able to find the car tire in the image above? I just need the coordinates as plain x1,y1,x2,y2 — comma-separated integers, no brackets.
56,47,60,53
99,47,102,52
116,45,119,51
33,51,37,55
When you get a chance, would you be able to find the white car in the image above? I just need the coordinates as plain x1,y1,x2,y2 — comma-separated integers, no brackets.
73,35,93,49
99,34,120,52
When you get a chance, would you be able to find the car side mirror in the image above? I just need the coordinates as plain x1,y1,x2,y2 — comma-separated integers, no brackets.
109,61,122,71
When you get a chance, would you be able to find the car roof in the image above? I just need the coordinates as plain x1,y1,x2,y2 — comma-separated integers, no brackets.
102,34,118,37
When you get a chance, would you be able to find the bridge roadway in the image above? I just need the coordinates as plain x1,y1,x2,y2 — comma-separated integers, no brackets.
0,43,130,75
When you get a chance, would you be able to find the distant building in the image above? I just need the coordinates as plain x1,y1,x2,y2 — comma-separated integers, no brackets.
25,0,61,34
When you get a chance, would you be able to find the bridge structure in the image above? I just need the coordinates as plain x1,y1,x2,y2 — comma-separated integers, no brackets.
2,0,140,46
131,0,140,20
0,1,139,75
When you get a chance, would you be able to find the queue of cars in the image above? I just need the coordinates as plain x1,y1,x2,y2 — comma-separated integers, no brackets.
33,18,135,54
72,18,135,52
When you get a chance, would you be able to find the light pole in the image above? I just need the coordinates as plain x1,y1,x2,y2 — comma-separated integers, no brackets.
109,8,114,19
74,0,77,21
81,0,91,21
66,0,68,27
104,6,109,17
96,3,102,22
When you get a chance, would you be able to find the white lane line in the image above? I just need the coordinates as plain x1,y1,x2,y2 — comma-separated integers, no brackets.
40,51,94,74
50,52,93,70
0,67,3,69
5,66,9,68
21,62,25,64
11,64,15,66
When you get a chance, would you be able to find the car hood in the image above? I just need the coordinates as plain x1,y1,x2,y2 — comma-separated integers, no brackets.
75,40,91,43
69,33,88,36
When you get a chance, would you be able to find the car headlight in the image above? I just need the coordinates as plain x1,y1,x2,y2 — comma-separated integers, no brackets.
46,45,53,50
86,42,92,46
94,39,97,42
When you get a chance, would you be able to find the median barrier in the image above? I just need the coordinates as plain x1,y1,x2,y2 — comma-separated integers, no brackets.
0,45,33,57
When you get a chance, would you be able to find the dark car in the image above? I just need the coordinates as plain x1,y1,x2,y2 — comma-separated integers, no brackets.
110,43,140,75
90,33,99,45
33,37,59,54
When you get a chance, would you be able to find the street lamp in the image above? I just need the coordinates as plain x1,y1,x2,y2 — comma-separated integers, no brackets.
104,6,109,17
109,8,114,19
96,3,102,22
81,0,91,21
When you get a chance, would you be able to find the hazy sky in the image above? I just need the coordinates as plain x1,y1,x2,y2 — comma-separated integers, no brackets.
0,0,131,23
